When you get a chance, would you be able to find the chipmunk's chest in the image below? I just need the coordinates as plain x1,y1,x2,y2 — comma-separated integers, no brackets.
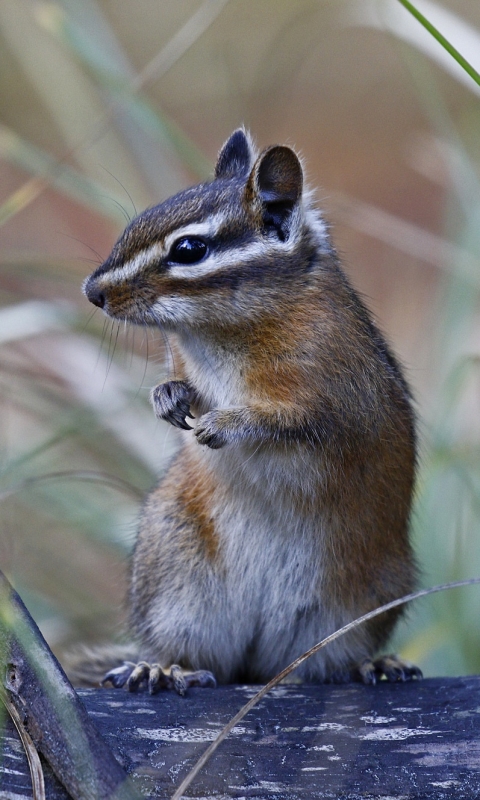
176,333,249,409
218,489,324,601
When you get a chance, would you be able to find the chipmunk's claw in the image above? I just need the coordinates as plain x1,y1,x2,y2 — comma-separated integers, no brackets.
102,661,138,689
195,410,230,448
102,661,216,695
170,412,194,431
151,381,194,430
353,654,422,685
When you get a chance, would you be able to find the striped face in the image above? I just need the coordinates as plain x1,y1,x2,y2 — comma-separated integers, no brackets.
83,130,328,330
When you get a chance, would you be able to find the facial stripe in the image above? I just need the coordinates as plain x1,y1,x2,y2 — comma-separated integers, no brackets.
96,202,326,291
162,213,229,254
101,231,309,291
167,240,273,279
98,213,230,287
101,243,164,284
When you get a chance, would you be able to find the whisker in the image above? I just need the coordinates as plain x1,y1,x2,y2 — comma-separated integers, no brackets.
138,326,150,398
125,320,135,370
157,326,175,379
80,307,98,334
102,321,121,388
60,232,104,263
239,442,263,469
96,318,109,370
109,322,121,374
76,256,103,265
105,196,131,224
99,166,137,218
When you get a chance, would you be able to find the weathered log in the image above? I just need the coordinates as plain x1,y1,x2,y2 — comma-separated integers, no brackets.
2,678,480,799
0,570,140,800
0,579,480,800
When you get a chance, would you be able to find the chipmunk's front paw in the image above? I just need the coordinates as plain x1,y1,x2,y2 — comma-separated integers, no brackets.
102,661,216,696
195,410,237,448
151,380,194,431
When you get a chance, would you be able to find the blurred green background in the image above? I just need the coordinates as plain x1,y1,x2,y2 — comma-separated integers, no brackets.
0,0,480,678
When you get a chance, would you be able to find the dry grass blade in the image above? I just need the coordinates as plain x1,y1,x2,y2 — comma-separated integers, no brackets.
170,577,480,800
0,471,144,504
332,192,480,284
130,0,232,92
1,695,45,800
0,0,230,226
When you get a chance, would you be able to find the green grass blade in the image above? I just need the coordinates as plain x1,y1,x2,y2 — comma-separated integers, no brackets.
397,0,480,88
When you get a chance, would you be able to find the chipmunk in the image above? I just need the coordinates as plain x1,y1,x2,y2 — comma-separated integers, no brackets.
82,129,420,694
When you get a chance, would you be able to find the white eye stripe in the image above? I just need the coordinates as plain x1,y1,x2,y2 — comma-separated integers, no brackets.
167,235,304,279
97,204,324,288
97,213,229,287
162,213,228,255
166,204,312,278
100,243,164,285
99,230,306,287
167,241,269,279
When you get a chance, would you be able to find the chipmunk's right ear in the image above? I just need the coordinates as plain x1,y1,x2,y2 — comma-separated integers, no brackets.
247,145,303,242
215,129,254,179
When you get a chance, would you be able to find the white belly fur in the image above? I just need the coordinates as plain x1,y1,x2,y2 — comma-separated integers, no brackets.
142,438,361,683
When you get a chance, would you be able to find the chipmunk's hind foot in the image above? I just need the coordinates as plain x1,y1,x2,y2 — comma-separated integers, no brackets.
353,654,422,685
102,661,216,696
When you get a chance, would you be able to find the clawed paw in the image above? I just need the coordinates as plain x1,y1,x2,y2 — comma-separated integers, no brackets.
353,654,422,686
102,661,216,696
151,381,194,431
195,410,232,448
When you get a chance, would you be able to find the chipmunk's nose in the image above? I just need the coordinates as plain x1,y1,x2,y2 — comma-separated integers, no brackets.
84,278,106,309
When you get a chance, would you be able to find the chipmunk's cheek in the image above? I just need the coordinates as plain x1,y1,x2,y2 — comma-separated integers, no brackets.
151,295,201,327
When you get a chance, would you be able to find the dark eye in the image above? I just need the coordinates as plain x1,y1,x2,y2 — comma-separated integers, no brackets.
168,237,208,265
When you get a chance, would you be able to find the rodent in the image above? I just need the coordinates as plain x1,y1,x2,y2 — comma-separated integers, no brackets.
82,129,420,692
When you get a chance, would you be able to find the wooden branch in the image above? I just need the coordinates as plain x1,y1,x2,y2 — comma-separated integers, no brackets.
0,570,141,800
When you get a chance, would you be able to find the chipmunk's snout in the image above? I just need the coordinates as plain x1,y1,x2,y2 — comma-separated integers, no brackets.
84,278,106,309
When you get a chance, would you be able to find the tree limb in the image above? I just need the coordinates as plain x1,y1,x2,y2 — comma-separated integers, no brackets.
0,569,141,800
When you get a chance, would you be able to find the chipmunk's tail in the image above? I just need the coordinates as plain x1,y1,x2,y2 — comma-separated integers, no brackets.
61,643,140,687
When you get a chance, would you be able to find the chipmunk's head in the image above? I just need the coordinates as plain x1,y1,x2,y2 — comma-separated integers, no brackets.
83,129,329,329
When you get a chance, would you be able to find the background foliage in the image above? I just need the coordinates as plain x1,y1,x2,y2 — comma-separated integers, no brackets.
1,0,480,677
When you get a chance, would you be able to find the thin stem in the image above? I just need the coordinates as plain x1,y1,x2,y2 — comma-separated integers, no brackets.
0,0,229,227
396,0,480,88
170,576,480,800
1,694,45,800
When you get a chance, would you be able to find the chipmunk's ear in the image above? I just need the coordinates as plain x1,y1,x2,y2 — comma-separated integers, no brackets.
247,145,303,241
215,129,254,179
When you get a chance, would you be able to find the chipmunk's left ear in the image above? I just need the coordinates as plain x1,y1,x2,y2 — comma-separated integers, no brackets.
247,145,303,241
215,129,254,179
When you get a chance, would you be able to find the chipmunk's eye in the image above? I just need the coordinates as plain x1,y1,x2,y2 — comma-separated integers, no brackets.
168,237,208,265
